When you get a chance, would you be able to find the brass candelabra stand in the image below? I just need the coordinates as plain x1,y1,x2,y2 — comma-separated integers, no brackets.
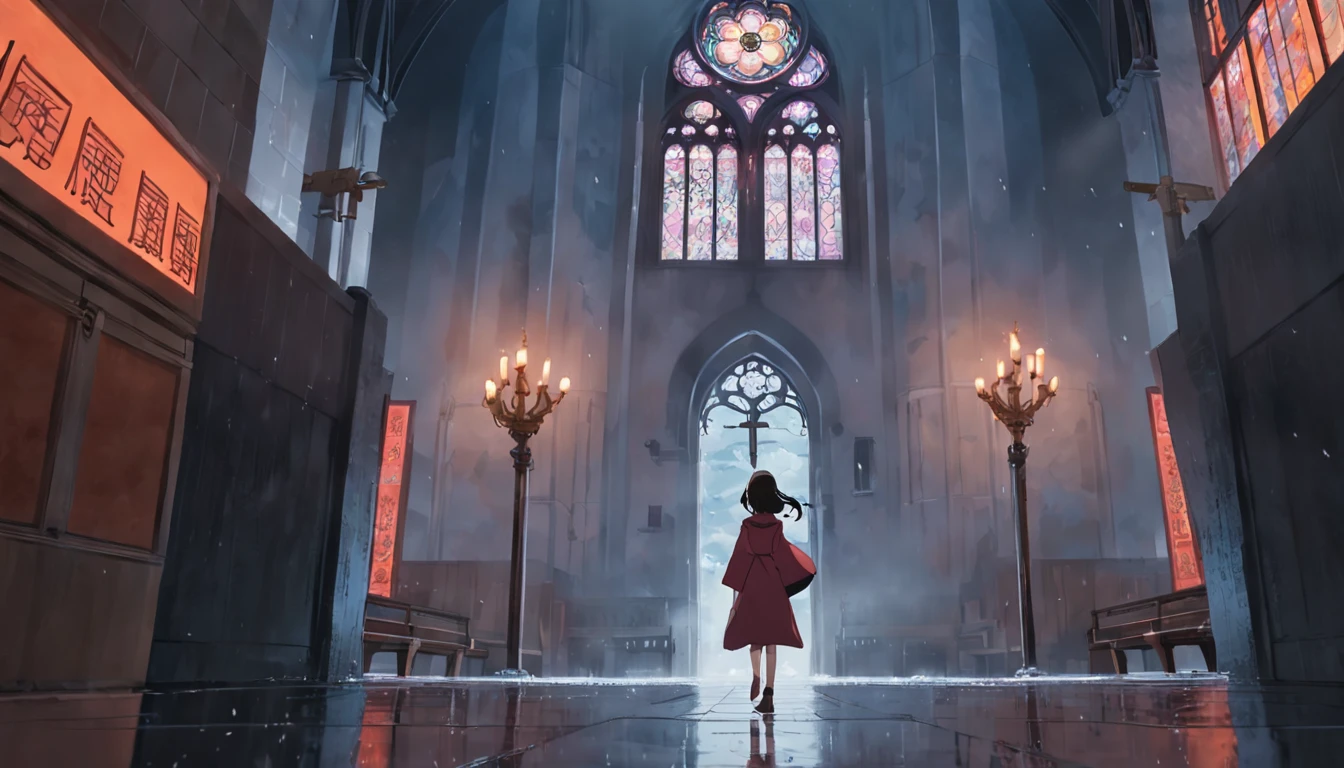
483,331,569,675
974,324,1060,677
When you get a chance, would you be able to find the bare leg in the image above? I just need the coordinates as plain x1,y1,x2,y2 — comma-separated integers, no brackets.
750,645,763,700
765,645,777,689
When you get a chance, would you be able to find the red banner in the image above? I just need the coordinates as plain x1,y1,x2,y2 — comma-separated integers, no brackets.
369,401,414,598
1146,388,1204,591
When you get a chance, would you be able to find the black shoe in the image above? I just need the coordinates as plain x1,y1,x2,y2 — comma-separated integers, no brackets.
750,675,761,701
754,686,774,714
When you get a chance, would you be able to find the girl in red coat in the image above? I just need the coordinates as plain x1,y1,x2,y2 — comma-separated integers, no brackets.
722,470,816,714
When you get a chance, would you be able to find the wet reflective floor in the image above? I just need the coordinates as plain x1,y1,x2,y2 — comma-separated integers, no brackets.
2,675,1342,767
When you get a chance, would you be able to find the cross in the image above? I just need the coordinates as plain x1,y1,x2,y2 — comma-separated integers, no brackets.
725,413,770,468
1123,175,1216,259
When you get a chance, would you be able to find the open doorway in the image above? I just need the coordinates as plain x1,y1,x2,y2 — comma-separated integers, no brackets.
697,357,814,680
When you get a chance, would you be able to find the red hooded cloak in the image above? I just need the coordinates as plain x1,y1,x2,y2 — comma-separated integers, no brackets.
721,515,815,650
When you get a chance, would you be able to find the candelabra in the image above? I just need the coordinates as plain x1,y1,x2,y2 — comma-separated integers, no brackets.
974,324,1060,677
483,331,570,674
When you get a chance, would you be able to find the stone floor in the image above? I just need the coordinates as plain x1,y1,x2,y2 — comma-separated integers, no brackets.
2,674,1342,766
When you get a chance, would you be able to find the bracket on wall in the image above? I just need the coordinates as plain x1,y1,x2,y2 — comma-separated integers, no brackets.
644,439,688,467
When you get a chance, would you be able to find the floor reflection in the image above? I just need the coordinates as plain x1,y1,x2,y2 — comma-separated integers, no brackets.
2,675,1342,766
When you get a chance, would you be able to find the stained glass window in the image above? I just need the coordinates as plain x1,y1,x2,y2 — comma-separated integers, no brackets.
1226,44,1264,172
759,102,842,262
699,1,804,84
660,100,740,262
1195,0,1344,188
1247,0,1324,135
788,47,829,87
782,100,816,126
685,100,721,124
659,2,841,264
1202,0,1228,55
816,144,843,260
674,49,714,87
764,145,789,261
737,94,765,122
716,146,739,260
688,145,716,261
1319,0,1344,62
662,146,687,260
790,144,816,261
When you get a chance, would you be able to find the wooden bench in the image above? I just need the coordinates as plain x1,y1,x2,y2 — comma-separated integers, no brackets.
1087,586,1215,673
362,596,487,677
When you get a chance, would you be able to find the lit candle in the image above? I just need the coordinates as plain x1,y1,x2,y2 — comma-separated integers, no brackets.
499,355,509,384
1009,332,1021,363
1035,348,1045,380
541,359,551,386
1048,376,1059,393
1026,355,1036,378
485,379,497,404
559,376,571,394
974,377,985,394
516,347,528,370
996,360,1006,380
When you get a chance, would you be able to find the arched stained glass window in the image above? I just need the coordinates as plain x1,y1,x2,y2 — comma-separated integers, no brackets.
816,144,843,259
687,145,716,261
762,102,843,261
764,145,789,261
716,146,739,260
661,2,842,264
660,103,740,261
661,146,688,261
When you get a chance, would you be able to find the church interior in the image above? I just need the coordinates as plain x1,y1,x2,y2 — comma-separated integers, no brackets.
2,0,1343,764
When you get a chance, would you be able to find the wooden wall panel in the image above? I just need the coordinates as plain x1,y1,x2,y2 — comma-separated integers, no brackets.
0,279,70,526
66,336,179,550
0,536,159,688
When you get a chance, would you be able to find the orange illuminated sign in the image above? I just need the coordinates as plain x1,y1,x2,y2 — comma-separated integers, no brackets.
0,0,209,294
370,402,414,598
1146,388,1205,592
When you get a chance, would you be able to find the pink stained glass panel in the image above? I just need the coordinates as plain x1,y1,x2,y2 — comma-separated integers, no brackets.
737,94,764,122
687,145,715,261
790,144,816,261
661,145,686,260
816,144,842,260
716,146,739,261
788,47,829,88
1209,74,1240,182
674,50,713,87
764,145,789,261
1318,0,1344,63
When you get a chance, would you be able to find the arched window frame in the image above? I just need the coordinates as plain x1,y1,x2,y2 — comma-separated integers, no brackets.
660,99,743,262
654,1,845,267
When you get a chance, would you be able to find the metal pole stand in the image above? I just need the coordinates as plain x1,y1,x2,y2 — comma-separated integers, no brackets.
499,433,534,678
1008,441,1042,678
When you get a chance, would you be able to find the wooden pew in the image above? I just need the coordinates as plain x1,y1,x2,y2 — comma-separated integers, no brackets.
362,596,487,677
1087,586,1215,673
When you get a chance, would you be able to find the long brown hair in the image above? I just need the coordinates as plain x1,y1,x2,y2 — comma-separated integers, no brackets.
739,471,804,521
